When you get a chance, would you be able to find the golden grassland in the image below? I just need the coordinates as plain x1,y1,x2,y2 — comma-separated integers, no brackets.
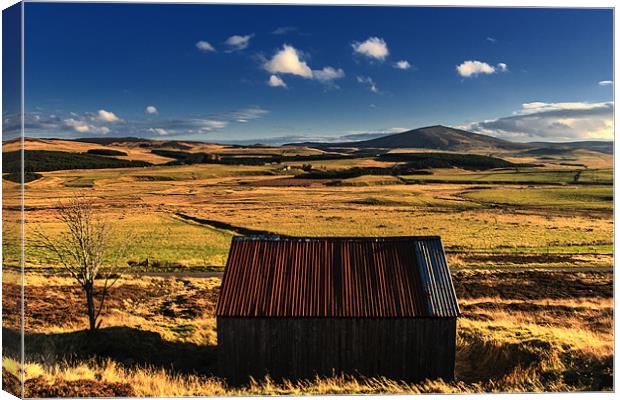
2,269,613,395
11,137,176,164
1,141,614,395
1,157,613,269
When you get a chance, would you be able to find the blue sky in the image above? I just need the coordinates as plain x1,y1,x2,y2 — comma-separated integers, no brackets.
13,3,614,143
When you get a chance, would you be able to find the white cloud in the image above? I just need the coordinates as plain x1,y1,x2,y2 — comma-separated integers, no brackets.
462,101,614,141
201,120,228,131
63,118,91,133
224,34,254,52
264,45,313,78
497,63,508,72
63,118,110,135
456,60,497,77
144,118,228,135
357,76,379,93
352,37,389,60
394,60,411,70
196,40,216,52
312,67,345,83
97,109,121,122
486,37,497,43
145,105,159,115
147,128,169,136
225,106,269,123
599,80,613,86
263,45,344,86
520,101,606,113
21,105,269,139
268,75,287,88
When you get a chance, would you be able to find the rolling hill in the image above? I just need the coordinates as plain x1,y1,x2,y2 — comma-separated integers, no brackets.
289,125,529,152
526,141,613,155
288,125,613,154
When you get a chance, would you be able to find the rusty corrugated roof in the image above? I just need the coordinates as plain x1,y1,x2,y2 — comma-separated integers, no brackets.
216,236,460,318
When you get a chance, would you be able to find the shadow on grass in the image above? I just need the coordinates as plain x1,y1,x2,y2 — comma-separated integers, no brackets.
3,326,217,376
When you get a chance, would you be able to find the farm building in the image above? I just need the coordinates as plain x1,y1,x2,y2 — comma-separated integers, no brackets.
216,236,460,384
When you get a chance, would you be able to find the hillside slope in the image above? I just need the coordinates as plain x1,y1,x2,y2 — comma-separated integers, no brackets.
291,125,529,152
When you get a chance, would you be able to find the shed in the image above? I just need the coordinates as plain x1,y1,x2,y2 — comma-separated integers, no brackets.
216,236,460,384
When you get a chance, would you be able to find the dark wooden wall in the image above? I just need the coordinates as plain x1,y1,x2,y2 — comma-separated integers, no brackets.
217,317,456,385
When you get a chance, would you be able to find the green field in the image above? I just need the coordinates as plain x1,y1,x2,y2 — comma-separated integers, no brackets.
401,168,612,185
461,186,613,210
21,213,234,269
1,140,611,271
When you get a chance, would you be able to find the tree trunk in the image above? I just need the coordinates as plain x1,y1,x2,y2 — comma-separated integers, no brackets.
84,282,97,332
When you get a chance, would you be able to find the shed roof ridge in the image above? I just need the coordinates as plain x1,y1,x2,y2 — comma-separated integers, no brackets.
232,235,442,242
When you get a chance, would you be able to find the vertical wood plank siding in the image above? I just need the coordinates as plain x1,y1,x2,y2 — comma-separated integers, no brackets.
218,317,457,385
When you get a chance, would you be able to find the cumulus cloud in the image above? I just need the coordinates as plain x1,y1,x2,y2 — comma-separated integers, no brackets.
462,101,613,141
196,40,216,52
357,76,379,93
394,60,411,70
268,75,287,88
63,118,92,133
224,34,254,52
96,109,121,122
263,44,344,87
312,67,345,83
63,118,110,135
352,37,389,60
456,60,496,77
145,105,159,115
599,80,613,86
456,60,508,77
486,37,497,43
264,45,313,78
55,109,120,135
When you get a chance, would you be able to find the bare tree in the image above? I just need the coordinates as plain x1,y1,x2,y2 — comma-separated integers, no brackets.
35,194,129,332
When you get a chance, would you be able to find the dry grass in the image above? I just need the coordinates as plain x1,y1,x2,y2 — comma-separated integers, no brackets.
2,269,613,395
4,310,612,395
6,137,175,164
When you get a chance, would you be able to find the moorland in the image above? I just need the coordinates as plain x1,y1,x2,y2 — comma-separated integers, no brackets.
1,125,614,395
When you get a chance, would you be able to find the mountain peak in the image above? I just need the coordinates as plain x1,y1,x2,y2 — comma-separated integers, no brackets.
420,124,452,130
289,125,528,152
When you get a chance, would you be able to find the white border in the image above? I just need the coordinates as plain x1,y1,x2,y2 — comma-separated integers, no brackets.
0,1,616,400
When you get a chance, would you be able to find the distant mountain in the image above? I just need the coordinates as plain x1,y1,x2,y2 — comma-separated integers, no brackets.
288,125,529,152
288,125,613,155
18,126,609,156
